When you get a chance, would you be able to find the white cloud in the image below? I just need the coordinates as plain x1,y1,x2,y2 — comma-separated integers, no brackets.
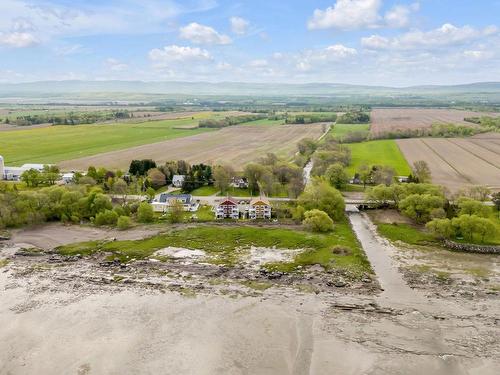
0,32,38,48
362,24,499,50
149,45,211,68
308,0,382,30
324,44,358,58
463,50,493,60
179,22,232,45
105,58,129,72
384,3,419,28
0,0,219,46
248,59,269,68
295,44,357,72
308,0,421,30
230,17,249,35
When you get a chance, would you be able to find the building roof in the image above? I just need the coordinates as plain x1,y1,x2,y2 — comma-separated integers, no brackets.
158,193,192,204
219,197,238,206
172,175,185,181
21,163,49,170
250,196,271,206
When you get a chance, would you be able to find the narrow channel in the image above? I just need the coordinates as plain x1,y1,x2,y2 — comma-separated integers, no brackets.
348,212,428,308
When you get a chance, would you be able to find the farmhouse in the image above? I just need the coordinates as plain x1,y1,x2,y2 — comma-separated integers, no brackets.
230,177,249,189
172,175,186,188
0,155,49,181
151,193,199,213
61,173,76,184
248,196,272,220
215,197,239,219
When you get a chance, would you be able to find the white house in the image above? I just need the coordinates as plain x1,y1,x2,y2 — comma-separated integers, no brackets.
61,173,76,184
230,177,249,189
172,175,186,188
151,193,199,213
248,196,272,220
214,197,239,219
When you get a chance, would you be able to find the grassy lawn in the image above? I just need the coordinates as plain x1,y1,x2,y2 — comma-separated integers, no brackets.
375,211,500,246
0,114,219,166
190,185,219,196
218,187,253,197
376,223,436,246
346,140,411,176
56,223,372,276
330,124,370,140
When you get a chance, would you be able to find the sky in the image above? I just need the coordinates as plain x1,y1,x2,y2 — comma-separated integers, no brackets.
0,0,499,86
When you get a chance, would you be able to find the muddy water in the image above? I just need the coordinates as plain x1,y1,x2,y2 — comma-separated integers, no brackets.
349,212,429,307
303,160,313,185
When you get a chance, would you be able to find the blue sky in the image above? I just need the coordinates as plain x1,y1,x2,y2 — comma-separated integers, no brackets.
0,0,499,86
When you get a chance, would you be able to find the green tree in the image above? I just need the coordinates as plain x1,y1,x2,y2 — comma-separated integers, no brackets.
358,164,371,188
213,165,234,194
137,202,154,223
325,163,349,189
398,193,444,223
94,209,119,226
492,192,500,218
117,216,132,230
457,198,490,218
426,218,454,239
146,187,156,200
167,200,185,223
21,169,41,187
452,214,497,243
302,209,334,232
297,178,345,221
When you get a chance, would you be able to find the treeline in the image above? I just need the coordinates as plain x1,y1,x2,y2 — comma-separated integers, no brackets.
367,183,499,244
464,116,500,130
337,111,370,124
373,123,485,140
198,114,266,128
0,183,153,229
129,159,212,192
285,113,337,124
2,111,131,126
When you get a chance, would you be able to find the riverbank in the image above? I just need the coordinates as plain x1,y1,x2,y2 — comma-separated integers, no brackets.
1,214,499,374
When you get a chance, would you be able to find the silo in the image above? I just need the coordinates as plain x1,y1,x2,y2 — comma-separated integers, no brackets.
0,155,4,180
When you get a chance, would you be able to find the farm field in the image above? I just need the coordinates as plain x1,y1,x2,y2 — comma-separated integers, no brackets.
397,135,500,192
59,123,325,171
0,112,244,166
370,108,499,137
329,123,370,140
346,140,411,176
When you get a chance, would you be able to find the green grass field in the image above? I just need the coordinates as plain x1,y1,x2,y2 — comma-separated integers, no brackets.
57,223,371,275
0,113,226,166
346,140,411,176
190,186,219,196
330,123,370,140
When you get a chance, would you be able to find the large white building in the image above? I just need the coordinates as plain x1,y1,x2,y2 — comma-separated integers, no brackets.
0,155,48,181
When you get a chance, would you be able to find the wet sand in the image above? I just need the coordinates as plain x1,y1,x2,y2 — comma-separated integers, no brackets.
1,215,499,374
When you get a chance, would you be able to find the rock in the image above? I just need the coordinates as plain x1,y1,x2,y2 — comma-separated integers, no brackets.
334,280,347,287
362,278,372,283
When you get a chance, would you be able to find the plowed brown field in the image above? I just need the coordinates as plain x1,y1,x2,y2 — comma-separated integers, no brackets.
371,108,499,137
397,135,500,192
59,123,325,170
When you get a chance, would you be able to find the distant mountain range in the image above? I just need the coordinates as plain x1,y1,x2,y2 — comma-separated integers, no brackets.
0,80,499,97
